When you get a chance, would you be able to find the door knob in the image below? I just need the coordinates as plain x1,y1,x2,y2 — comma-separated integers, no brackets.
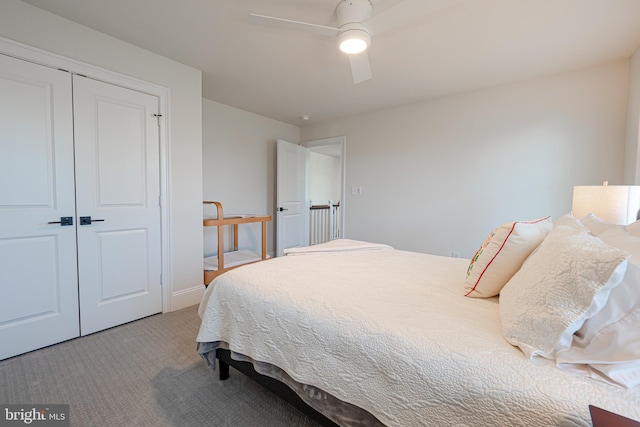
278,207,288,212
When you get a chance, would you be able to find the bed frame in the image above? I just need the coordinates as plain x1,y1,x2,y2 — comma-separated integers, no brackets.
216,348,339,427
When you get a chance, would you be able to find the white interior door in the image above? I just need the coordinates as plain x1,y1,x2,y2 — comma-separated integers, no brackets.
276,139,309,256
0,54,79,360
73,76,162,335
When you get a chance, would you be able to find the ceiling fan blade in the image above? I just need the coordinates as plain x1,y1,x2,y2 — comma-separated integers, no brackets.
249,13,340,37
348,52,373,85
365,0,464,35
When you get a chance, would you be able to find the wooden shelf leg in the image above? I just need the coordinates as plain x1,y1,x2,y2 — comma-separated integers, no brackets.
261,220,267,260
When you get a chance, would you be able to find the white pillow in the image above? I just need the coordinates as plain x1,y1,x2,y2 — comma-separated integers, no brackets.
628,220,640,237
554,212,581,228
556,262,640,388
464,217,552,298
578,213,620,236
499,216,630,359
597,227,640,265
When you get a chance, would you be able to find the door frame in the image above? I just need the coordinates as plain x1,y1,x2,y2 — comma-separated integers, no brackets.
301,136,347,238
0,36,173,313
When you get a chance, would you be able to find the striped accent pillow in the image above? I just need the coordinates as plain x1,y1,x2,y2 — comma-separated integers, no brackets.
464,216,552,298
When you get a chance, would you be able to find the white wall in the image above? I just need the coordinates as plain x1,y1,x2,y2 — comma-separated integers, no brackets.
626,46,640,184
202,99,300,258
0,0,204,310
301,61,630,258
310,152,341,205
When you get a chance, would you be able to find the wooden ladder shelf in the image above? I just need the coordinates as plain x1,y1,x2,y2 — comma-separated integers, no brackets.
203,201,271,286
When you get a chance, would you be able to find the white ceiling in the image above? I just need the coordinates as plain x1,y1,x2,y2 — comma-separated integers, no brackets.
20,0,640,126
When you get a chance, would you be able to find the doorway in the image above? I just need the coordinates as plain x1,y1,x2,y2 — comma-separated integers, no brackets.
301,136,346,241
275,137,346,256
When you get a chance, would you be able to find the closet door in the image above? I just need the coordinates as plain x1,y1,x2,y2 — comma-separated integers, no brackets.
72,76,162,335
0,54,79,360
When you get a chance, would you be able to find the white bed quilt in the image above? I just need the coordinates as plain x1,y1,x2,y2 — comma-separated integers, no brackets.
197,246,640,426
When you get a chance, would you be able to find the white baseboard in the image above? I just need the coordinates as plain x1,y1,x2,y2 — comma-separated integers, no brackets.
170,285,205,312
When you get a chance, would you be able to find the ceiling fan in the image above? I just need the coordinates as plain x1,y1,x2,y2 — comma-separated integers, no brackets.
249,0,462,85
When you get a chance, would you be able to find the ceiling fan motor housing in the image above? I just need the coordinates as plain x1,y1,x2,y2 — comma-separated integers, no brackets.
336,0,373,27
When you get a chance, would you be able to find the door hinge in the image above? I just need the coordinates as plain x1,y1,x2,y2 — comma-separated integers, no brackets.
153,113,162,127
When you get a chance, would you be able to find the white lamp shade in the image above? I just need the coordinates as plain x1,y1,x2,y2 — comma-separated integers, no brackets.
572,185,640,225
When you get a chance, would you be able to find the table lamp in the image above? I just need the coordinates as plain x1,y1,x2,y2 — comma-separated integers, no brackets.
572,181,640,225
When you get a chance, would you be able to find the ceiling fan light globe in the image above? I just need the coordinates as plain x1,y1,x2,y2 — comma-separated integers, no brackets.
340,38,368,54
338,29,371,54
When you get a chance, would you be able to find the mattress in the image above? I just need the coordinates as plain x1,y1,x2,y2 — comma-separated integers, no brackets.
197,244,640,426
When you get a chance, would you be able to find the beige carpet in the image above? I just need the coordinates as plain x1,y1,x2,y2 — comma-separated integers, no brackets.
0,305,321,427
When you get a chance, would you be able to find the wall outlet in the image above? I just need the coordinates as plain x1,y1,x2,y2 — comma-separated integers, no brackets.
451,251,461,258
351,186,363,195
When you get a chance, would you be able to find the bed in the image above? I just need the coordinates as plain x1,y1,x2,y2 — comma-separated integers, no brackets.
197,216,640,426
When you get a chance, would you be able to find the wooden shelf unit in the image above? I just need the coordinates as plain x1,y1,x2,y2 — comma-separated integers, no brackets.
203,201,271,285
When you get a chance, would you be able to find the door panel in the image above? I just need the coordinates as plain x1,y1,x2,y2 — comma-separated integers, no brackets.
95,229,149,301
94,99,147,206
73,75,162,335
0,78,54,206
276,139,309,256
0,54,79,360
0,236,61,321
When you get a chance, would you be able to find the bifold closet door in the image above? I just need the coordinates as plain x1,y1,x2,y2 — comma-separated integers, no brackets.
0,55,163,360
0,54,80,360
72,75,162,336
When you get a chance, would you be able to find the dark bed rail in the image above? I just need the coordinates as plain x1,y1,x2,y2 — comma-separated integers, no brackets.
216,348,339,427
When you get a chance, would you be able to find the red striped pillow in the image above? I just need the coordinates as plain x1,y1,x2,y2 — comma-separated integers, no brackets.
464,217,552,298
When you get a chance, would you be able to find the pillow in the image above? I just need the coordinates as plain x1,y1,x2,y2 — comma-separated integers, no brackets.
499,216,630,360
464,217,552,298
579,213,625,236
554,212,580,228
628,220,640,237
556,262,640,388
597,227,640,265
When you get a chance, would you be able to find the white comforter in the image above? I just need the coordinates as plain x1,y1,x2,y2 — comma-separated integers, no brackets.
197,244,640,426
